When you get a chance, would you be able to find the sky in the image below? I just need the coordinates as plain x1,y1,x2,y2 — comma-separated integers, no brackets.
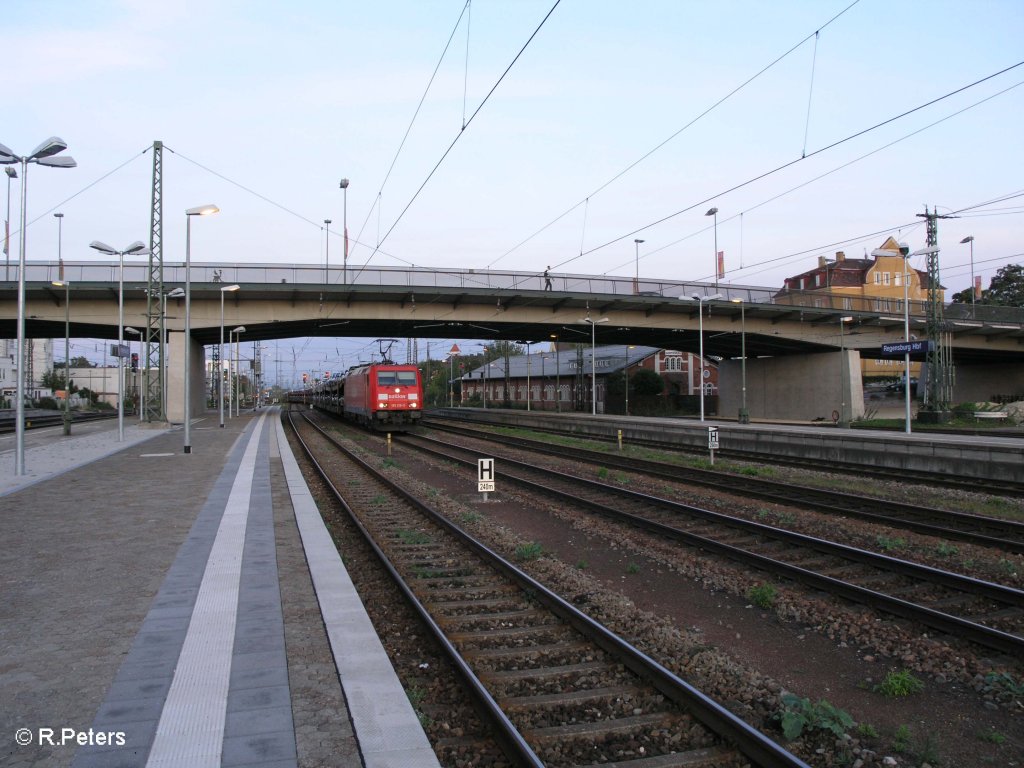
6,0,1024,383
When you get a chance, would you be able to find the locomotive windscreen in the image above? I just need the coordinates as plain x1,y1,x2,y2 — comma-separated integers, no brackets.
377,370,417,386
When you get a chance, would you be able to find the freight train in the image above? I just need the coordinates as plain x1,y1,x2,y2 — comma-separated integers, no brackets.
294,363,423,431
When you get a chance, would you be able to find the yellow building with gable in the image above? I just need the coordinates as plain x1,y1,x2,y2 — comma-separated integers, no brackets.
775,237,944,380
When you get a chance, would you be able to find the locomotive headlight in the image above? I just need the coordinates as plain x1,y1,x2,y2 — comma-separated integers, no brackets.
378,402,387,408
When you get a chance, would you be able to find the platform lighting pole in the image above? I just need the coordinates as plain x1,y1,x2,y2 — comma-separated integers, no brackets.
164,287,184,420
219,284,241,426
960,236,976,317
90,240,150,442
0,137,77,476
705,207,719,289
125,326,141,421
551,334,560,413
232,326,246,415
324,219,331,284
4,166,16,281
51,280,72,435
730,298,748,423
633,239,644,294
838,316,853,428
339,178,349,284
516,340,533,410
577,316,609,415
682,293,722,422
900,243,912,434
183,204,220,454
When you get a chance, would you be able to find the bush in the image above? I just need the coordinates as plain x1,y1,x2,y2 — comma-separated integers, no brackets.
747,582,778,609
777,694,855,740
875,669,924,697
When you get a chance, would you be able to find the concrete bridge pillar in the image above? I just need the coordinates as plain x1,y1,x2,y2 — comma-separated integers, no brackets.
165,331,206,424
953,362,1024,404
718,350,863,423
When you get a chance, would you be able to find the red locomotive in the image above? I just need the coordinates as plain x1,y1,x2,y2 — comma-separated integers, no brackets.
335,363,423,430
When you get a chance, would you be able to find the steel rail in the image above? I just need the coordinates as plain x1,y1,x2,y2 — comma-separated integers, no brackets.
290,409,811,768
423,420,1024,553
398,431,1024,658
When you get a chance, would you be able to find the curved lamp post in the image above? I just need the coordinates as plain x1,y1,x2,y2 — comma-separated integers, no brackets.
730,297,748,423
705,207,719,288
231,325,246,415
682,293,723,421
960,235,975,317
219,284,241,426
0,137,76,475
183,204,220,454
90,240,150,442
125,325,141,421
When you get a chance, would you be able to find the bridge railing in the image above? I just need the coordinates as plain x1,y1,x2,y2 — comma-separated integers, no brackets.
14,261,1024,325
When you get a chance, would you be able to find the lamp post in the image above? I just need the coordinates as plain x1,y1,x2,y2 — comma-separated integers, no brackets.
705,207,719,289
125,325,141,420
551,334,560,412
324,219,331,284
633,238,644,294
4,166,16,281
51,279,71,435
339,178,349,284
163,287,185,420
960,235,975,317
90,240,150,442
232,326,246,415
577,316,609,415
183,204,220,454
838,316,853,428
683,293,723,422
516,340,533,410
730,298,748,423
0,137,76,476
219,284,241,426
54,212,64,279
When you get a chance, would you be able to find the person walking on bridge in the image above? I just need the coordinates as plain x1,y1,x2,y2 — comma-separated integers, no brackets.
544,266,552,291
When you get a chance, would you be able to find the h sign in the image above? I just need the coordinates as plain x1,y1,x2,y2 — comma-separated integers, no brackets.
478,458,495,493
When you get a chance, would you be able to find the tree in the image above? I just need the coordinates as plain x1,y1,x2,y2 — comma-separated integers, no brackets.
631,369,665,396
951,263,1024,306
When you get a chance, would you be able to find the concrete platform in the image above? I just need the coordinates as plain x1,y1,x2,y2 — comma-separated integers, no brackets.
0,408,440,768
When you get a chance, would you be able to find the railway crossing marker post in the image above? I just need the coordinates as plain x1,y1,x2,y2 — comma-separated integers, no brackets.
478,458,495,502
707,426,719,466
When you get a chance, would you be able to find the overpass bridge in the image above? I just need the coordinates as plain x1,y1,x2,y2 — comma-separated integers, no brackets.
2,261,1022,421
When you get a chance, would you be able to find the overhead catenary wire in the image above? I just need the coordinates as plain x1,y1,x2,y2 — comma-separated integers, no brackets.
488,0,864,269
558,60,1024,272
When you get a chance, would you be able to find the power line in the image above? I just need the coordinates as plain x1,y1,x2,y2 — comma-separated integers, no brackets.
565,59,1024,268
488,0,863,269
365,0,563,262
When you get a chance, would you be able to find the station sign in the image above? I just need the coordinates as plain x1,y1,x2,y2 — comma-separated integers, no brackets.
478,458,495,493
707,426,720,450
879,340,933,359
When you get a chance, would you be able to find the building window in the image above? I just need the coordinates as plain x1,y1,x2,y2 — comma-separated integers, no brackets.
815,273,823,287
894,272,902,287
664,355,682,372
874,272,881,285
883,272,890,286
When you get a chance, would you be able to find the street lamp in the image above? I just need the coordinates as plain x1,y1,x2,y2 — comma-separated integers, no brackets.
551,333,560,412
324,219,332,284
183,204,220,454
125,326,141,421
90,240,149,441
838,316,854,428
960,236,975,317
730,297,748,423
577,316,609,415
54,212,64,278
231,325,246,415
4,166,16,281
705,207,719,289
163,287,185,420
339,178,350,284
0,137,76,476
633,238,645,294
51,279,72,435
682,292,723,421
219,284,241,426
516,340,533,410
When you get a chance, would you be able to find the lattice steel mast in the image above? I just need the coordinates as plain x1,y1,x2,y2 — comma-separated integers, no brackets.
916,205,955,418
144,140,164,421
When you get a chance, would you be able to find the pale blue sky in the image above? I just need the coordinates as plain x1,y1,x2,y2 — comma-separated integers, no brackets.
7,0,1023,379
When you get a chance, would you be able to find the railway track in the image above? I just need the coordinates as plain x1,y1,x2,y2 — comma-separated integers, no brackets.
394,430,1024,660
286,408,811,768
422,419,1024,555
422,415,1024,498
0,410,118,434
